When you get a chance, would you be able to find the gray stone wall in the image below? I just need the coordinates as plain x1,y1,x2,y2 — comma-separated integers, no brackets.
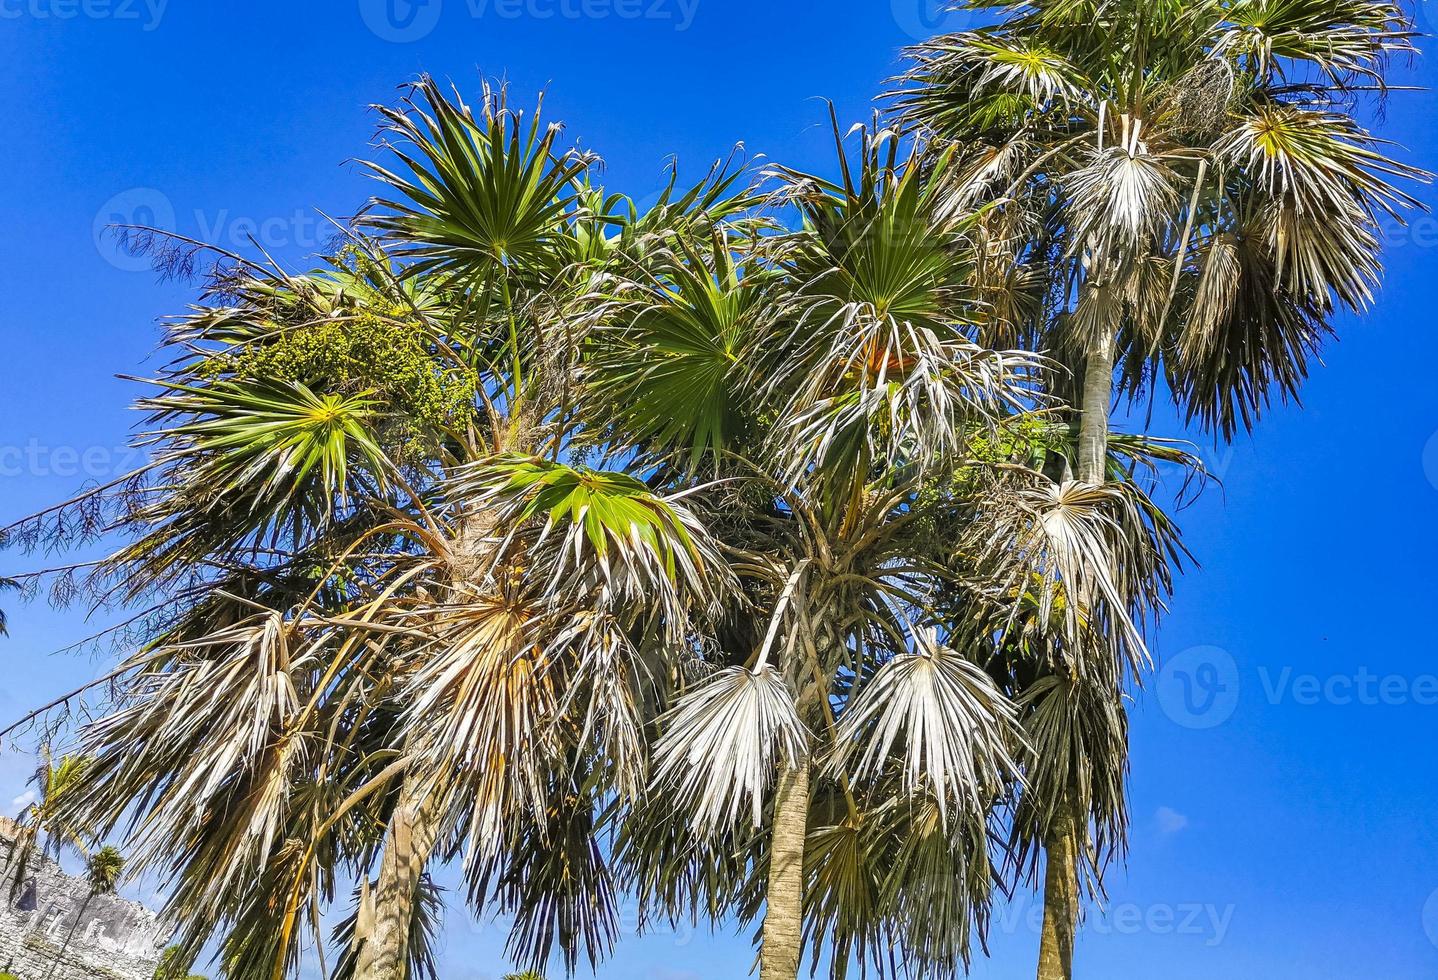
0,824,168,980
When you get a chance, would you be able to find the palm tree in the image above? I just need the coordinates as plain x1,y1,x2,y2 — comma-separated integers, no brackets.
154,945,209,980
894,1,1422,976
0,77,753,980
0,81,1184,980
10,748,94,898
603,120,1046,980
42,845,124,980
594,117,1187,980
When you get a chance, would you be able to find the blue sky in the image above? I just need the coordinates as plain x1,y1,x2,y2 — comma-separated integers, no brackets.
3,2,1438,978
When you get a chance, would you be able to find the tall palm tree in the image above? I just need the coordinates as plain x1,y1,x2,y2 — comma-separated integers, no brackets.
10,748,94,896
593,117,1187,980
602,120,1044,980
0,77,753,980
894,2,1422,976
43,845,125,980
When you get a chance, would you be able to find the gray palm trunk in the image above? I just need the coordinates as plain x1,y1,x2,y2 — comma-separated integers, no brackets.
355,773,443,980
1036,791,1081,980
1036,327,1115,980
759,749,811,980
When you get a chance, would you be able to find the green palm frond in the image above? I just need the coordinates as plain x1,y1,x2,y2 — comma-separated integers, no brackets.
147,379,390,506
585,231,774,471
360,75,594,286
762,116,1044,485
446,454,727,604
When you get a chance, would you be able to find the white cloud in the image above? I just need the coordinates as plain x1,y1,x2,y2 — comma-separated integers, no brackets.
1155,805,1189,835
9,790,35,811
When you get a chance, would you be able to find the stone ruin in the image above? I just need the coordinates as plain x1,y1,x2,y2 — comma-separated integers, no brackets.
0,817,168,980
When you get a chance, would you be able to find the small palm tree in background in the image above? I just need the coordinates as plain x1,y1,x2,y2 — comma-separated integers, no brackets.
153,945,208,980
9,747,95,898
42,845,124,980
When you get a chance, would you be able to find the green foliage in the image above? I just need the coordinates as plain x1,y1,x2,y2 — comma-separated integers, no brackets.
85,845,125,895
154,944,208,980
476,455,702,576
213,312,477,436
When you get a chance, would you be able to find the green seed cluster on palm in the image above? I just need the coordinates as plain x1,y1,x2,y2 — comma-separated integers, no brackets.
0,2,1417,977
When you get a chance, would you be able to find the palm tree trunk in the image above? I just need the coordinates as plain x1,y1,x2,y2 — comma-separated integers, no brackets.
1036,793,1080,980
1076,326,1115,485
355,771,443,980
355,405,540,980
1035,327,1113,980
759,750,810,980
